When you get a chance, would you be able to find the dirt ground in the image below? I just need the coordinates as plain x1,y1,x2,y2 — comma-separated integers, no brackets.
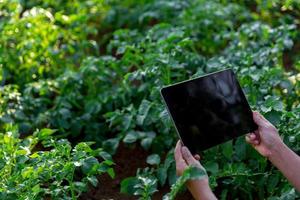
80,143,193,200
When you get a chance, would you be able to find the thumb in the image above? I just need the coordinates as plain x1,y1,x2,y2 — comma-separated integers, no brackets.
181,146,198,165
252,111,268,127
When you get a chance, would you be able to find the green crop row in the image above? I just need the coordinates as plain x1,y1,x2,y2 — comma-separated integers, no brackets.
0,0,300,199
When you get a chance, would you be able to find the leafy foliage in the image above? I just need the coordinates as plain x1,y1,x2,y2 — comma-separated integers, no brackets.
0,126,114,200
0,0,300,199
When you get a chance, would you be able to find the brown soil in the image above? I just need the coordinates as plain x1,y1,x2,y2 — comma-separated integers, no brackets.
283,40,300,71
80,143,193,200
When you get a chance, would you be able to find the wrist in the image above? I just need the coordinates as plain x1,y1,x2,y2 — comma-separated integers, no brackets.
268,139,287,161
186,178,216,200
186,178,211,194
186,177,209,189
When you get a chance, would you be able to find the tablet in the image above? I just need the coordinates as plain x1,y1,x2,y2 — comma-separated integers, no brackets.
161,69,258,154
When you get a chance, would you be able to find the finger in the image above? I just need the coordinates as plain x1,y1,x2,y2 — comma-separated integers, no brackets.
245,135,252,144
174,140,184,162
174,141,187,175
253,111,269,126
246,132,257,140
249,132,256,139
175,141,186,165
181,146,198,165
252,111,263,126
194,154,201,160
245,134,259,145
176,159,187,176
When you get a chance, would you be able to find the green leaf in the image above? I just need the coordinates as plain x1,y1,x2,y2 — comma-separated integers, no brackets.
103,159,114,166
32,184,41,194
107,168,115,178
102,138,120,155
22,167,34,179
264,110,282,125
38,128,57,140
234,137,246,160
267,173,279,193
146,154,160,165
16,149,28,156
221,140,233,160
137,100,152,126
99,151,112,160
140,131,156,150
87,176,98,187
74,181,88,192
141,137,153,150
123,130,138,143
120,177,139,195
157,167,167,186
30,152,39,159
261,105,272,113
264,95,284,112
168,164,177,186
123,114,133,131
81,157,99,175
203,161,219,174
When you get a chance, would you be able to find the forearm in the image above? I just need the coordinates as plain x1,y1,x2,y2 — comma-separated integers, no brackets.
268,141,300,191
186,179,217,200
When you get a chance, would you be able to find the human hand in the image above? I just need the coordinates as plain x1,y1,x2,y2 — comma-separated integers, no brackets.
245,111,283,158
174,140,203,176
174,141,216,200
174,141,208,186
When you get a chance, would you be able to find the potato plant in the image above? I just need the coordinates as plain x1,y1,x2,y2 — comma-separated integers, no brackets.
0,125,114,199
0,0,300,199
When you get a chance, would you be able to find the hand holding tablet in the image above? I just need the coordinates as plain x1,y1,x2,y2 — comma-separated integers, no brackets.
161,69,258,154
166,70,300,197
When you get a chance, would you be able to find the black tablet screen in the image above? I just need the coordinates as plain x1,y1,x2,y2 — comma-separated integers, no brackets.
161,69,258,154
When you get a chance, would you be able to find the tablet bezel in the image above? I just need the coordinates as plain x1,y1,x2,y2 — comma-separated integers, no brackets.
160,68,256,153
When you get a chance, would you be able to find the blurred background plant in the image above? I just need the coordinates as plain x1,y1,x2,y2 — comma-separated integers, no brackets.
0,0,299,199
